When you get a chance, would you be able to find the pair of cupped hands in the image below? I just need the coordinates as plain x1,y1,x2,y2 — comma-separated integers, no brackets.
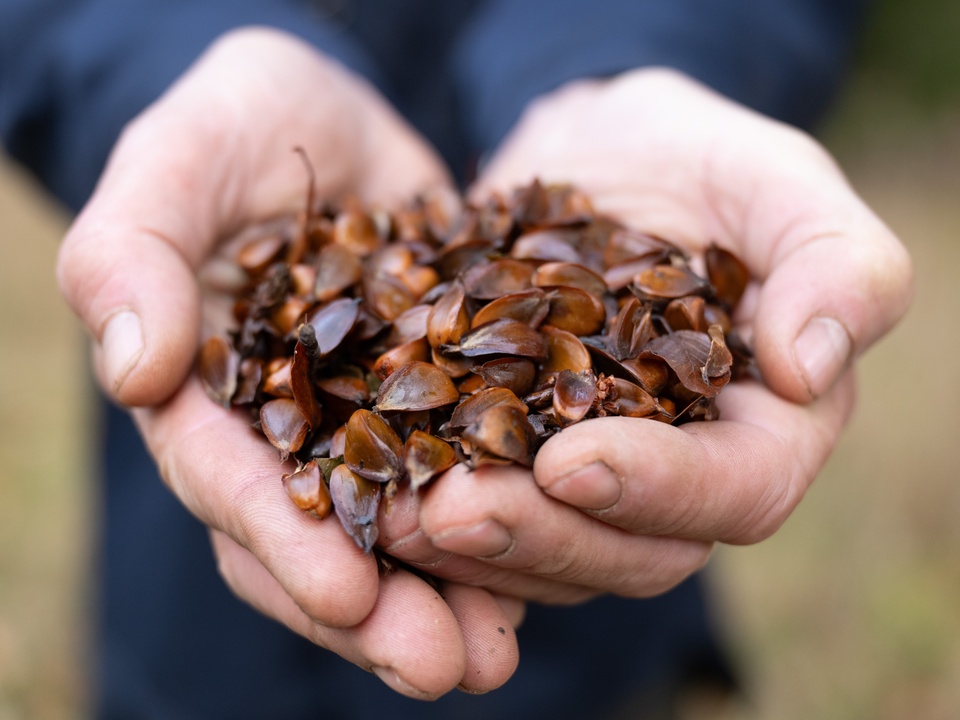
57,28,912,698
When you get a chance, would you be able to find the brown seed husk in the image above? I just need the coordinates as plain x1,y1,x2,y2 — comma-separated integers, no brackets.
462,404,537,466
532,262,607,297
553,369,598,425
201,177,753,553
470,288,550,329
445,318,547,359
542,286,606,336
373,337,431,380
426,282,469,348
329,464,380,553
303,298,359,356
282,460,332,516
375,361,460,413
314,243,363,302
641,328,731,398
291,340,323,429
344,409,405,483
404,431,457,490
706,243,751,310
473,357,537,397
199,336,238,407
450,386,529,430
260,398,310,461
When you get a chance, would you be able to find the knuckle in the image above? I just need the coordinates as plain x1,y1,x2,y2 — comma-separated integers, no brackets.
868,226,914,321
727,474,799,545
220,462,284,551
620,540,714,599
55,227,106,313
524,543,579,582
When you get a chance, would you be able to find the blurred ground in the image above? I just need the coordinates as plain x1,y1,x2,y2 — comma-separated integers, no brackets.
0,164,89,720
0,4,958,719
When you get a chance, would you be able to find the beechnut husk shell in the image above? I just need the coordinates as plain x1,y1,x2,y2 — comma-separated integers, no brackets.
199,177,754,553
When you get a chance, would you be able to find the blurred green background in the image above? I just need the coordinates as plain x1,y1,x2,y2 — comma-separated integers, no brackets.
0,2,958,718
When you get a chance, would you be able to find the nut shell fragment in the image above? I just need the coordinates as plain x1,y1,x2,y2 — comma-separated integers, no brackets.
543,286,606,336
540,326,591,377
199,336,238,408
532,262,607,297
303,298,360,356
470,289,550,329
344,409,405,483
706,243,750,310
444,318,547,360
641,327,731,398
426,282,470,348
375,361,460,413
329,464,380,553
553,370,597,425
633,265,710,301
314,243,363,302
462,404,537,466
404,431,457,490
450,386,528,430
200,178,753,554
282,460,332,516
260,398,310,461
473,357,536,397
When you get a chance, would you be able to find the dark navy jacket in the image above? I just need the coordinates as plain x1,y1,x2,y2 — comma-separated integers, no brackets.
0,2,864,718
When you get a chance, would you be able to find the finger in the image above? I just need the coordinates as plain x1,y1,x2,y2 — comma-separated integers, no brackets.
210,531,480,699
134,377,379,627
57,27,451,407
747,186,913,401
491,593,527,629
533,373,855,544
380,489,599,605
698,121,912,403
437,582,520,694
418,465,712,598
57,220,201,405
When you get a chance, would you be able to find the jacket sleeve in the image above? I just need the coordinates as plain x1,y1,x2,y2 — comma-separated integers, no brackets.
452,0,868,155
0,0,379,211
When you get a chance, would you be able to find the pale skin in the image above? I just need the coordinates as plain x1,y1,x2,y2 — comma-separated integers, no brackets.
56,28,913,699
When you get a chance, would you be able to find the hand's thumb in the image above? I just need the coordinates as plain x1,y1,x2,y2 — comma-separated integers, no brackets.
57,205,201,406
750,177,913,404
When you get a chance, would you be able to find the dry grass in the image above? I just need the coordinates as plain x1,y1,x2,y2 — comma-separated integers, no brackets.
0,164,90,720
0,61,958,720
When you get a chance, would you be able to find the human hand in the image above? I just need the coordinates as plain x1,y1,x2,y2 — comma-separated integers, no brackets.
400,69,912,596
56,27,520,698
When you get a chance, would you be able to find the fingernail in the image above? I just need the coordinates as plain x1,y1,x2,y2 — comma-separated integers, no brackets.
102,310,144,394
457,684,490,695
429,519,514,559
543,461,621,510
794,316,851,397
371,666,436,700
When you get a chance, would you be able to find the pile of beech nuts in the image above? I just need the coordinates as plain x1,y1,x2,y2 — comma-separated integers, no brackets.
199,177,752,553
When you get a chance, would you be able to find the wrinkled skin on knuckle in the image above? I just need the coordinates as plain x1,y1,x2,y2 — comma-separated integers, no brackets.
722,468,800,545
617,540,714,599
